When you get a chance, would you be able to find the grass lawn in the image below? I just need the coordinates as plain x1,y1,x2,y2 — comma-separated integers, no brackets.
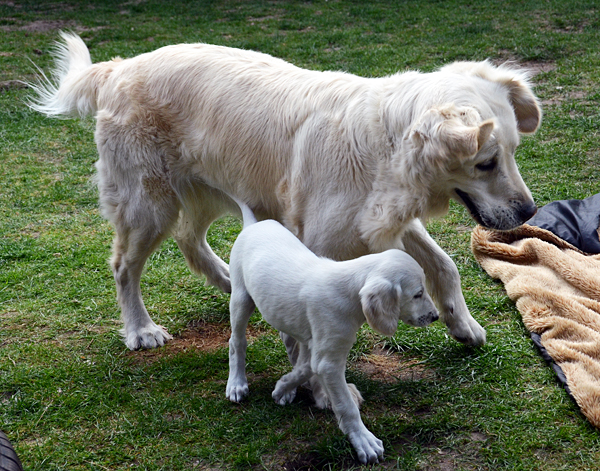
1,1,600,469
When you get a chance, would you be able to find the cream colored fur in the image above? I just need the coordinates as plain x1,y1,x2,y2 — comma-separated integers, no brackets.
29,33,541,351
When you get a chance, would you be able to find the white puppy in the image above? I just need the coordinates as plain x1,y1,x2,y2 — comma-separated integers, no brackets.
226,218,438,464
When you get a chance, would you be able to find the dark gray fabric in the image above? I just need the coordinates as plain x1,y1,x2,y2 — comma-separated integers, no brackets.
527,193,600,254
530,333,573,399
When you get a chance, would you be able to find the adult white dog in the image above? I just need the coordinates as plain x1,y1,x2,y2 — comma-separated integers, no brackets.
29,33,540,351
227,215,438,464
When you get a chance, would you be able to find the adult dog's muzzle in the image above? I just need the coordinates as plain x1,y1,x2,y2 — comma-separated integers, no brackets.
455,189,537,230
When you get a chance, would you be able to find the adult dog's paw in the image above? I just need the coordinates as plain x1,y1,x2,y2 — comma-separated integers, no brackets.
121,323,173,350
449,316,486,347
205,260,231,293
442,302,486,347
348,429,384,464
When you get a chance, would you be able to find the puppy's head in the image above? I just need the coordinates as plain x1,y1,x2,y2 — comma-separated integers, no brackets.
359,253,438,336
400,61,540,230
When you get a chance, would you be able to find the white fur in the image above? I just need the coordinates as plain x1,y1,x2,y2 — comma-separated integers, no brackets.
226,219,438,464
28,33,541,350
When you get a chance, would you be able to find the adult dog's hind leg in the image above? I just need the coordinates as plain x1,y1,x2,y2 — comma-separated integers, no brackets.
111,224,176,350
272,342,312,405
96,119,180,350
99,177,179,350
174,189,233,293
402,219,486,346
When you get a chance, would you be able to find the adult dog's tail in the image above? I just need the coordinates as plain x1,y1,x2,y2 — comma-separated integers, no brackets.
28,32,101,118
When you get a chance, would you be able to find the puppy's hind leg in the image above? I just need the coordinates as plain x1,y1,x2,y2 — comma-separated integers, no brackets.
272,342,312,405
226,286,255,403
283,334,363,410
280,332,301,365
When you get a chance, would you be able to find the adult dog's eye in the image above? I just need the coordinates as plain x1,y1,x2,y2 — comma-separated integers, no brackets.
476,158,497,171
414,291,423,299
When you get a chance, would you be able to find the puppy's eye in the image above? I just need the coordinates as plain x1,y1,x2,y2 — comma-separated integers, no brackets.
475,158,497,171
414,291,423,299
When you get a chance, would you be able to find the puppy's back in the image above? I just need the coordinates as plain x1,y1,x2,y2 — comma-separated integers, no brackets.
231,220,312,268
231,220,320,296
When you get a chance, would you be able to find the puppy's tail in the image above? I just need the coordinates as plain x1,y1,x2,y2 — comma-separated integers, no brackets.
229,195,258,228
27,32,102,118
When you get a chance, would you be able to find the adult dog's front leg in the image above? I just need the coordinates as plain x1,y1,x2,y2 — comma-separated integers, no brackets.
402,219,486,346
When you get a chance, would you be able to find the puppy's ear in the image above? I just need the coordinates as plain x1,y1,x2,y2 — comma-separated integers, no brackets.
359,277,401,337
411,107,493,159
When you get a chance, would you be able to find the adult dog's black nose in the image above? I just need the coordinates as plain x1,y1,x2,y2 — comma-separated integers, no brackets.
519,200,537,223
430,311,439,323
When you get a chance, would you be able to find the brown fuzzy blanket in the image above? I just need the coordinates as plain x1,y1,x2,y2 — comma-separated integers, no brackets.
471,224,600,428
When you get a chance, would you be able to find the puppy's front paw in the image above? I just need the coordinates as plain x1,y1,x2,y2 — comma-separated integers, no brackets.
348,429,384,464
226,381,249,403
121,323,173,350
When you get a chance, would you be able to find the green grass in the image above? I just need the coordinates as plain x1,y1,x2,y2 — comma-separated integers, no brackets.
1,0,600,469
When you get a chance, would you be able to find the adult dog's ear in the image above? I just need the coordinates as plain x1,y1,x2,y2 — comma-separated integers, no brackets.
359,277,401,336
411,107,494,159
504,78,541,133
441,60,541,134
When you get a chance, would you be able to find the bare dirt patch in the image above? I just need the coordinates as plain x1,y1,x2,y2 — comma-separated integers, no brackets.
351,346,435,382
247,14,281,23
0,18,105,34
0,80,27,92
127,320,268,364
542,88,590,107
0,310,20,319
0,19,76,32
279,452,336,470
413,432,489,471
493,51,557,77
521,60,557,76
